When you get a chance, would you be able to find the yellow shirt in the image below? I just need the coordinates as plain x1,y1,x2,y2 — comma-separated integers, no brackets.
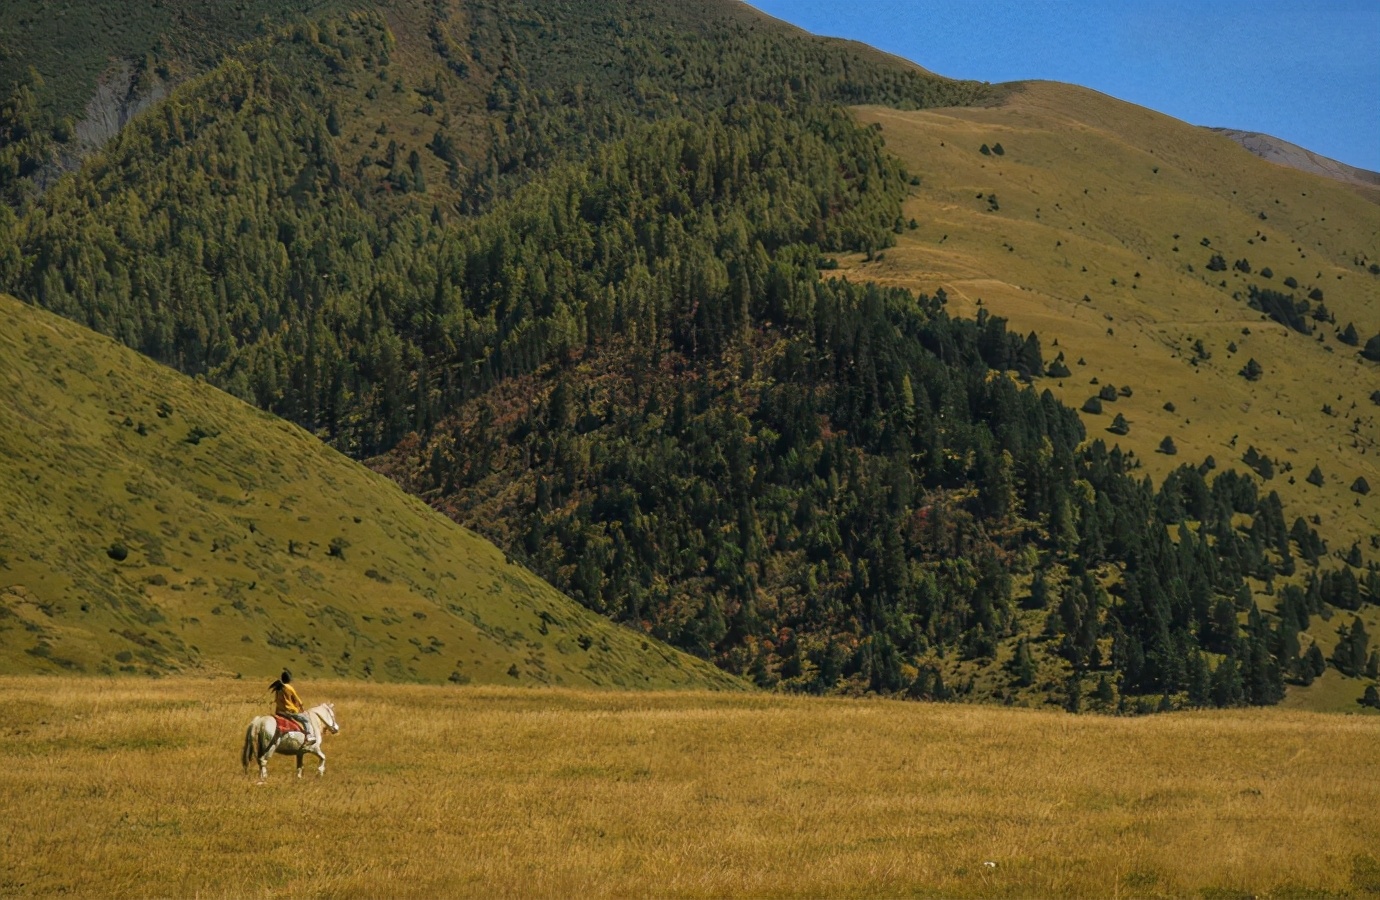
274,684,304,714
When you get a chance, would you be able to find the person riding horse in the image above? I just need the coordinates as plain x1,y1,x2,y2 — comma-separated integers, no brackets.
269,669,318,748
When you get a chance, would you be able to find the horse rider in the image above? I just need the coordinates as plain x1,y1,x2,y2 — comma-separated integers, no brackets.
269,669,318,747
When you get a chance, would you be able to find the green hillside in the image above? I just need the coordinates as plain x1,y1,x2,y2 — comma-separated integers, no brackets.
0,292,739,689
846,83,1380,707
0,2,1376,712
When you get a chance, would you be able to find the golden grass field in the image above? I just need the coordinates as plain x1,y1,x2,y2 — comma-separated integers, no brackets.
3,675,1378,898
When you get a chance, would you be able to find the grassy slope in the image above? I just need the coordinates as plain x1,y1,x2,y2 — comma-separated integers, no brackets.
2,676,1378,897
847,83,1380,709
0,293,738,690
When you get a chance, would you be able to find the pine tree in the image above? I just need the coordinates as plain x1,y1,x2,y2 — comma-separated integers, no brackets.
1064,673,1083,713
1094,673,1115,708
1010,637,1036,687
1243,620,1284,705
1305,643,1326,678
1023,569,1050,610
1186,651,1211,707
1331,617,1370,676
1210,655,1245,707
1363,334,1380,362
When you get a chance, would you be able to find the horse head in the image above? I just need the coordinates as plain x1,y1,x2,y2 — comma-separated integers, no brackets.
316,702,340,735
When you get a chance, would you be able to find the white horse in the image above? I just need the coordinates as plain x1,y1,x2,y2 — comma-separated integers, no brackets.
241,703,339,783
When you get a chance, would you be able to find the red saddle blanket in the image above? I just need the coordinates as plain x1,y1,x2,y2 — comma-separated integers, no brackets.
274,715,305,734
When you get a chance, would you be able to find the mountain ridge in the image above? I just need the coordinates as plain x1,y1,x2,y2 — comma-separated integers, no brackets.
1207,126,1380,195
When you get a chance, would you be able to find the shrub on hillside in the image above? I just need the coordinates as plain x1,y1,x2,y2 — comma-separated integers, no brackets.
1362,334,1380,362
1239,358,1262,381
1081,397,1103,414
1243,446,1274,479
1247,285,1313,334
1158,436,1177,455
1352,477,1371,496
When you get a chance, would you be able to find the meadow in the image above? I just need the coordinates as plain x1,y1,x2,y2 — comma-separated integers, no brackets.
2,675,1378,898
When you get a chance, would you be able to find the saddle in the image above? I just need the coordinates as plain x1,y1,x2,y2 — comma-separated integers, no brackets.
274,715,305,735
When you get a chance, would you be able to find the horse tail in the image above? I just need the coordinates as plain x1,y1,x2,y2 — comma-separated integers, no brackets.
242,721,256,772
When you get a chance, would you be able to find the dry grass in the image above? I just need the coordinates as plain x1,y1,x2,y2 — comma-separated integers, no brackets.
3,676,1378,898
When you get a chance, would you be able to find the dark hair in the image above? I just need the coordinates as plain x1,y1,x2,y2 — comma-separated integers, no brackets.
269,679,283,692
281,669,292,684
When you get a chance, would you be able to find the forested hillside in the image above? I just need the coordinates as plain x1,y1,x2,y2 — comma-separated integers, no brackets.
0,293,737,688
0,1,1375,709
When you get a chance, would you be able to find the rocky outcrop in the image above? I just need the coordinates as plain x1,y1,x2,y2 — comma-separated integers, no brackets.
73,60,169,153
32,61,170,193
1209,127,1380,192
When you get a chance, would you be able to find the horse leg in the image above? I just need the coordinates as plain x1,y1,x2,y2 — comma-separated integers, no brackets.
313,745,326,777
296,752,304,779
259,742,275,784
255,723,276,784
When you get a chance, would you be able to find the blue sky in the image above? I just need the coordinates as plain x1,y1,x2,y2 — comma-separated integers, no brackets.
749,0,1380,172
